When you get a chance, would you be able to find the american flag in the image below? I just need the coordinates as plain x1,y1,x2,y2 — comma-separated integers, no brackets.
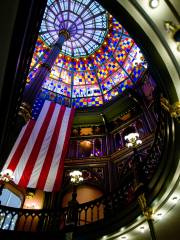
2,100,75,192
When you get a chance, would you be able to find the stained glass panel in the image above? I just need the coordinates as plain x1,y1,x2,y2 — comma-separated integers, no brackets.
60,69,72,84
101,78,115,94
85,71,98,85
111,68,128,85
87,96,103,107
97,57,119,82
72,85,87,98
86,84,101,96
74,72,86,85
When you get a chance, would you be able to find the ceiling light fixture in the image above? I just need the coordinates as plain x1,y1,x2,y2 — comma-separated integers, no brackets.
156,212,163,220
170,196,179,204
121,236,128,239
139,226,145,233
149,0,159,8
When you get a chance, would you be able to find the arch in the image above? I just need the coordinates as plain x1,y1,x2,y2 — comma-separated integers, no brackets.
115,132,122,149
0,182,25,230
62,184,104,226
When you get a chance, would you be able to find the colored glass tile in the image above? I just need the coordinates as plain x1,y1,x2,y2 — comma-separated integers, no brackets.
101,78,115,94
72,85,87,98
74,72,86,85
111,68,128,85
60,69,72,84
86,84,101,97
97,57,119,82
84,71,97,85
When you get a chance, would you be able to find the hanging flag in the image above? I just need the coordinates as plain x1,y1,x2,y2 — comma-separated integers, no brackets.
2,100,75,192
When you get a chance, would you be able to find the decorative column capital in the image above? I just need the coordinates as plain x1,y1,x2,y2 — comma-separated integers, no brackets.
40,62,51,72
59,29,70,40
18,102,32,123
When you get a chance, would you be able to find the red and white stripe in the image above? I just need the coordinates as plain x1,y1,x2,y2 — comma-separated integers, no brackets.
3,100,75,192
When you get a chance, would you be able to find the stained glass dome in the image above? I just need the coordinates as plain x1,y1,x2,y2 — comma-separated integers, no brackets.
40,0,108,57
27,0,147,109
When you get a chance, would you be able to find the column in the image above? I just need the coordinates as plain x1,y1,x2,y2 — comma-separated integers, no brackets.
100,113,110,155
19,30,70,121
92,139,95,156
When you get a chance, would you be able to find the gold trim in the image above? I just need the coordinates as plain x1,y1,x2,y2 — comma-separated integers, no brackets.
59,29,70,40
160,97,180,122
138,193,153,220
164,21,180,51
26,191,35,199
18,102,32,123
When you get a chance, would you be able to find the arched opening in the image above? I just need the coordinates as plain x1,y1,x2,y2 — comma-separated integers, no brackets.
115,132,122,150
0,182,25,230
62,185,104,225
94,138,102,156
79,140,93,158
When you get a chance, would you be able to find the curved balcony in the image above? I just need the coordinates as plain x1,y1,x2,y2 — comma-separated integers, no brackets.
0,102,178,240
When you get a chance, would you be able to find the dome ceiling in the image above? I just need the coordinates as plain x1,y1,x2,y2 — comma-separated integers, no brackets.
40,0,108,57
27,0,147,111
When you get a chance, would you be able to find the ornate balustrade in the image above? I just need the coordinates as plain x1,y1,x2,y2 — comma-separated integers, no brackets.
0,183,131,232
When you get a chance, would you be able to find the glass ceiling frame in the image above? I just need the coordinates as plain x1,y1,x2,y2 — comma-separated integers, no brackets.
40,0,108,57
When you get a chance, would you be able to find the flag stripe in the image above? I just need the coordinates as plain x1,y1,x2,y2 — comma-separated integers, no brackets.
18,102,56,187
3,100,75,192
53,107,75,191
6,120,35,171
36,105,66,190
13,100,52,183
44,107,71,191
27,103,63,188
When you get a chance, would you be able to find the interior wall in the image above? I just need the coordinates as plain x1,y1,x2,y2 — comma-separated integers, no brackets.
23,190,45,209
62,185,103,207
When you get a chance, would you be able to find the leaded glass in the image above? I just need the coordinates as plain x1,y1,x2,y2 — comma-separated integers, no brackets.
40,0,108,57
28,0,147,110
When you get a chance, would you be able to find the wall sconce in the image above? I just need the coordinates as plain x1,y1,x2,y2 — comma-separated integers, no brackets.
26,192,35,199
0,169,15,183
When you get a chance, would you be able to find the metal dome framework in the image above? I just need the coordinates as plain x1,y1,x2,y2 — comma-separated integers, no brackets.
27,0,147,111
40,0,108,57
